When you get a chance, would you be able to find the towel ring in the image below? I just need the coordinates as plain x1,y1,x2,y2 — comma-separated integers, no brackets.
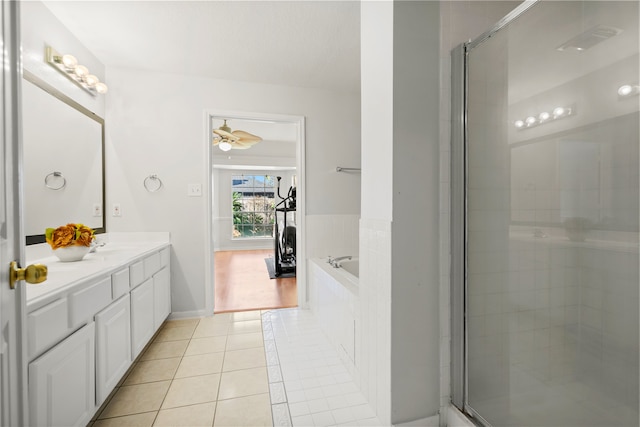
44,171,66,190
143,174,163,192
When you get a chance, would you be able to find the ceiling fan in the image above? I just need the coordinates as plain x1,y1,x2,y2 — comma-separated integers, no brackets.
212,119,262,151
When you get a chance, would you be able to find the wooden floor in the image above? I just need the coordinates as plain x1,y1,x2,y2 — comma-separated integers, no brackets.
214,249,297,313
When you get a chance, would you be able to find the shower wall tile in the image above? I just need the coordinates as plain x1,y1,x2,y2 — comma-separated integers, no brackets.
306,215,360,260
357,217,392,425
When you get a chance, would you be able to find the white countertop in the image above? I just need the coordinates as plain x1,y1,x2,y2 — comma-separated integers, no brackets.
25,232,170,307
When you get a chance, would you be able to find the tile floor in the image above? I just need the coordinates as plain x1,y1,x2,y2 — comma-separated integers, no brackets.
89,308,381,427
264,309,381,427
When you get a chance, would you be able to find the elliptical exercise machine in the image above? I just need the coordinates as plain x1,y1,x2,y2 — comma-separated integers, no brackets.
274,176,296,277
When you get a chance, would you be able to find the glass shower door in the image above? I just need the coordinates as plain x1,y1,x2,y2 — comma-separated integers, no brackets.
465,1,639,425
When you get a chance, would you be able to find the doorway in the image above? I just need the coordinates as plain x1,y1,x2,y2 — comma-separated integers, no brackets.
204,112,306,315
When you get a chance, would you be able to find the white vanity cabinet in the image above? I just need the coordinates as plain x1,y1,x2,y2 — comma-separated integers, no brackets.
153,266,171,329
26,237,171,426
131,278,155,359
95,294,131,406
29,322,95,427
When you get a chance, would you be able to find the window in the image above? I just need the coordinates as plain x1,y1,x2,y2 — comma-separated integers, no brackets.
231,174,275,238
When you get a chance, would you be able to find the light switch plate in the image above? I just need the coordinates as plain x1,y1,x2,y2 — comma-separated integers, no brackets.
93,204,102,217
112,204,122,217
188,183,202,197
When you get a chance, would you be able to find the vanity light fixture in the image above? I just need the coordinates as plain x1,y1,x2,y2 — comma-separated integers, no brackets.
46,46,108,96
514,105,574,130
618,84,639,97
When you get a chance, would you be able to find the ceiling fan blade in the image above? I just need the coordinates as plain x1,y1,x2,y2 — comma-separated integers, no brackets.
230,141,252,150
213,128,240,141
231,130,262,143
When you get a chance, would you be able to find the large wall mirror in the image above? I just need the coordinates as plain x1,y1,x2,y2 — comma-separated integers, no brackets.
23,71,105,244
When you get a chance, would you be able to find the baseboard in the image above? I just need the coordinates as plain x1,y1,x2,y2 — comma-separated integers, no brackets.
395,414,439,426
447,406,475,427
168,310,207,319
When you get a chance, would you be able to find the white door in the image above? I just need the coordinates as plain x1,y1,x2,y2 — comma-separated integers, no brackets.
1,1,29,425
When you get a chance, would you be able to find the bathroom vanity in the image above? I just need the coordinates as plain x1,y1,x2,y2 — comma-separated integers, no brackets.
25,232,171,426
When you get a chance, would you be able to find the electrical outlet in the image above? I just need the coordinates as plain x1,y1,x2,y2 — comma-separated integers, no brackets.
112,204,122,217
93,204,102,217
188,183,202,197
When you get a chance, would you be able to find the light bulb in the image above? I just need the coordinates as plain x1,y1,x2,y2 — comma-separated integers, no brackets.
514,120,524,129
539,112,550,121
85,74,99,87
525,116,536,126
74,65,88,78
618,85,638,97
61,54,77,69
95,82,108,94
553,107,565,117
219,141,232,152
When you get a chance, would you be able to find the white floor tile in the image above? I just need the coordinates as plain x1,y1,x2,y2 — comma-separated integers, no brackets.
307,398,329,414
289,401,311,417
304,387,325,401
311,411,335,427
270,382,287,404
265,309,383,427
291,415,314,427
272,403,293,427
331,407,356,424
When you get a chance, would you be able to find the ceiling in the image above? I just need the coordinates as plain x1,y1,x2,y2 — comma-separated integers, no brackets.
41,0,361,94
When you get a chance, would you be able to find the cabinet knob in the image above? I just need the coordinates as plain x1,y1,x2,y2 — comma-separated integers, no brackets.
9,261,48,289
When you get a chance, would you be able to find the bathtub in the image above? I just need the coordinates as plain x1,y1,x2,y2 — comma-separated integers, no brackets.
309,258,359,369
337,258,359,279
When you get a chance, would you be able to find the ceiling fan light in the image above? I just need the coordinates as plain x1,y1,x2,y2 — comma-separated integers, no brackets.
219,140,232,152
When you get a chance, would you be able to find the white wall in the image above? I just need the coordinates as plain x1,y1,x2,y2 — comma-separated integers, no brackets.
104,67,360,314
360,1,441,424
390,2,441,422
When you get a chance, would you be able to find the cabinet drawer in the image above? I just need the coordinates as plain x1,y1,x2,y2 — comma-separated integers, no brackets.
129,261,144,289
112,268,130,299
143,252,161,278
69,277,112,327
28,298,72,360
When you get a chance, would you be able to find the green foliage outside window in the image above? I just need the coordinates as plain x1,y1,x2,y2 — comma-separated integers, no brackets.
232,175,275,238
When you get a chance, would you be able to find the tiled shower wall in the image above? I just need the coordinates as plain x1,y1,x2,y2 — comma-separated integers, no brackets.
357,218,392,424
306,215,360,260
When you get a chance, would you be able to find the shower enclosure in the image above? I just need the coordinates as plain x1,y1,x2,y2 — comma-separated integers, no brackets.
452,1,639,425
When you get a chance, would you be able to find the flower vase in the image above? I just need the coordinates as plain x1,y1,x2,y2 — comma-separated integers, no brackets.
53,245,90,262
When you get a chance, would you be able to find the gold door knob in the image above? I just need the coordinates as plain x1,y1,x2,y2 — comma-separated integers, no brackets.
9,261,48,289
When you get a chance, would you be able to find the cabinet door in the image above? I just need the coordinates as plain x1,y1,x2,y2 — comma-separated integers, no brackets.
96,294,131,406
153,267,171,329
130,278,154,359
29,322,95,427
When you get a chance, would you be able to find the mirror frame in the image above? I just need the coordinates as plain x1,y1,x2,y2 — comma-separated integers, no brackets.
23,70,106,244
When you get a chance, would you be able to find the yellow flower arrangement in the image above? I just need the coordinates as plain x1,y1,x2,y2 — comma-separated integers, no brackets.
45,223,95,250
